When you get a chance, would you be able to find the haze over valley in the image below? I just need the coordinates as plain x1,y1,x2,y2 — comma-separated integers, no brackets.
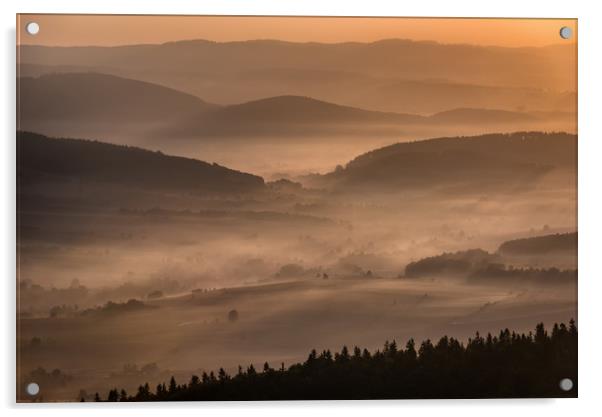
18,38,576,177
17,27,577,401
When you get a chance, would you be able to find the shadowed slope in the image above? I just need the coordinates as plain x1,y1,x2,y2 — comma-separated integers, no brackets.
309,132,576,192
18,72,216,128
18,131,264,193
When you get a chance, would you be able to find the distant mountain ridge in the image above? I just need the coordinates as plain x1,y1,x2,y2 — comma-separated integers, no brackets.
429,108,537,124
18,38,576,116
206,95,422,124
19,38,575,92
18,62,576,115
18,72,573,141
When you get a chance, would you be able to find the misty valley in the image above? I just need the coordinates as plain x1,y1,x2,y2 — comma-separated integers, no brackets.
16,33,577,401
17,130,576,401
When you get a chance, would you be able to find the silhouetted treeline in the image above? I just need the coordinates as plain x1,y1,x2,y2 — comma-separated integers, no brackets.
17,131,264,193
80,299,155,317
404,249,498,278
468,264,577,284
97,321,577,401
498,232,577,255
403,248,576,284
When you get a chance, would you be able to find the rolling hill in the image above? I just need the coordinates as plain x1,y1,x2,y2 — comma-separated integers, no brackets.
18,63,576,116
18,72,571,141
497,232,577,255
17,131,264,193
205,95,422,124
162,95,426,138
307,132,577,192
209,68,576,114
17,73,216,136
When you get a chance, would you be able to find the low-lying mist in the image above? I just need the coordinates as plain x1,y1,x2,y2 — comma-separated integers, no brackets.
17,131,577,401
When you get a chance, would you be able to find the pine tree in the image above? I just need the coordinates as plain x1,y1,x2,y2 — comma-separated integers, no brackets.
107,388,118,402
218,368,229,381
189,375,200,387
168,376,177,393
535,322,547,344
202,372,210,384
405,338,417,361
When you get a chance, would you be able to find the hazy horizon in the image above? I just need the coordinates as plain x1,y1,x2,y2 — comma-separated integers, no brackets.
18,36,575,49
17,15,577,47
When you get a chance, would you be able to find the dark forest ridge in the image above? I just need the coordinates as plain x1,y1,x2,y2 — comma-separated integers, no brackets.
18,130,577,195
17,131,264,193
498,232,577,255
309,132,576,192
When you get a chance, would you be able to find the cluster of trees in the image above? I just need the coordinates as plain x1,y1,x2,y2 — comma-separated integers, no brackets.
404,249,497,278
49,304,80,318
498,232,577,255
147,290,164,299
80,299,155,316
468,264,577,283
92,320,577,401
403,248,576,284
22,367,72,394
18,279,90,317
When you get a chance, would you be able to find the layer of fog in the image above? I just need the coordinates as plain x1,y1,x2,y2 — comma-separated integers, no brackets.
22,119,576,179
18,276,576,401
18,169,576,310
17,136,576,401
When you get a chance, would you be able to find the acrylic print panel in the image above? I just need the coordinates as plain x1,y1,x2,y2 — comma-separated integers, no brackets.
16,15,577,402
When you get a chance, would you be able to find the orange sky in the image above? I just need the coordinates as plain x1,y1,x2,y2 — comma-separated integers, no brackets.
17,15,577,47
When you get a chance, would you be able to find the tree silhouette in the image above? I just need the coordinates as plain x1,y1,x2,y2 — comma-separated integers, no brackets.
228,310,239,323
107,389,119,402
168,377,177,394
189,375,200,387
263,362,272,373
